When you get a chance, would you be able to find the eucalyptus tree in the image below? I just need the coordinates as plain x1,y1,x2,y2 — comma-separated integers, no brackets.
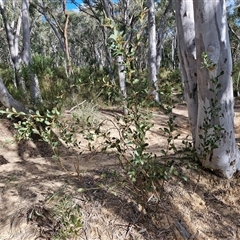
147,0,159,103
0,20,10,64
105,0,149,114
0,0,23,88
0,0,42,103
156,0,173,72
33,0,72,78
72,0,148,113
71,0,115,82
108,0,129,114
176,0,240,178
0,77,27,112
22,0,42,102
68,11,105,69
147,0,174,102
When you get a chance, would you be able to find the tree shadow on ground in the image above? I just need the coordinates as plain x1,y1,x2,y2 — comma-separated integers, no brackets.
0,154,175,239
0,116,168,239
1,106,240,239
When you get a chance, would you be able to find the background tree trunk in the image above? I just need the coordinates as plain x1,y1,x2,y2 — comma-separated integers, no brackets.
22,0,42,103
147,0,159,103
117,55,128,115
0,0,23,89
156,0,172,73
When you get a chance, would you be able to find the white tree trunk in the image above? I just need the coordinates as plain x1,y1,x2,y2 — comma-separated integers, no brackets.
0,0,23,89
193,0,240,178
0,77,27,113
171,33,177,69
117,55,128,115
175,0,198,145
147,0,159,103
22,0,42,103
22,0,31,65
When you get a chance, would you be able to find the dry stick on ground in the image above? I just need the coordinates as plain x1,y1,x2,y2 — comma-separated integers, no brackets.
174,221,190,240
65,100,87,114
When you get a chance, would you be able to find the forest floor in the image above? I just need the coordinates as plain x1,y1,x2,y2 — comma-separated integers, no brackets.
1,101,240,240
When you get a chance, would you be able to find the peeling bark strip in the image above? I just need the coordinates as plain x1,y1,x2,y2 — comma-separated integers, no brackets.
193,0,240,178
0,78,27,113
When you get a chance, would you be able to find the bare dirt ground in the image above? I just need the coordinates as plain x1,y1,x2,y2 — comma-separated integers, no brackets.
1,102,240,240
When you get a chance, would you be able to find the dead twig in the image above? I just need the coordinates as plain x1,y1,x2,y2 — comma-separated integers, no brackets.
65,100,87,113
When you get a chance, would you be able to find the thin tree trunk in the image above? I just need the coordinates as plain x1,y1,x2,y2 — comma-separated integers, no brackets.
117,55,128,115
171,33,177,69
156,0,172,73
102,27,115,83
62,0,72,79
22,0,42,103
102,0,112,19
148,0,159,103
36,1,65,52
175,0,198,145
95,45,104,71
102,0,128,106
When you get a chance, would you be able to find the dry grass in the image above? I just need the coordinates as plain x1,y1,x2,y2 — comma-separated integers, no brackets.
1,103,240,239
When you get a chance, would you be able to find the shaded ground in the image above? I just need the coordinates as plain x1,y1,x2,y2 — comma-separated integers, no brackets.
1,103,240,239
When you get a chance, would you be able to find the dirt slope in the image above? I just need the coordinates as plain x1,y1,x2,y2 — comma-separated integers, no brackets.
1,103,240,240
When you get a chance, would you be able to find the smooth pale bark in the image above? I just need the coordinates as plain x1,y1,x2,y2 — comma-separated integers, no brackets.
147,0,159,103
116,54,127,113
117,55,128,115
0,0,23,89
193,0,240,178
175,0,198,145
171,34,177,69
0,77,27,113
22,0,31,65
22,0,42,102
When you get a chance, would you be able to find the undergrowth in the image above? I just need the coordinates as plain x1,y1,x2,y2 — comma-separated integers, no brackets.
0,22,200,236
0,22,195,210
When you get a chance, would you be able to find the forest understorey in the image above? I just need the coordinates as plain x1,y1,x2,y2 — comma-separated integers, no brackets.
1,103,240,240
